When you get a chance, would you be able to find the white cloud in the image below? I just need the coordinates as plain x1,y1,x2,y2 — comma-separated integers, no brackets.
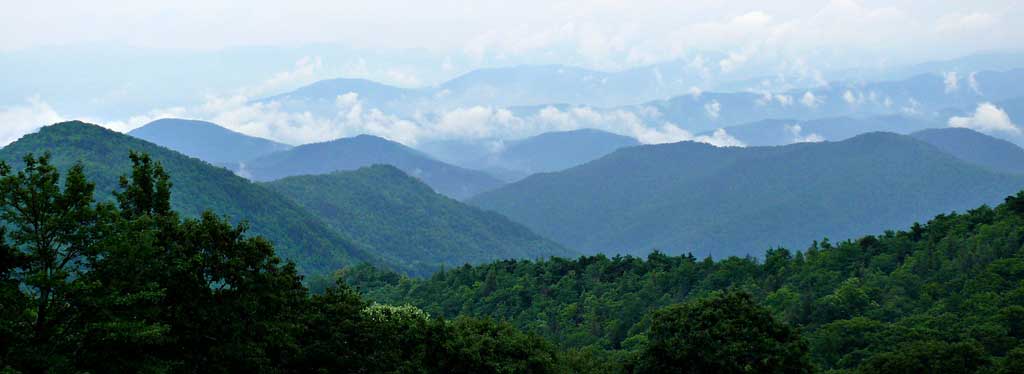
842,90,863,105
719,46,756,73
801,91,822,108
756,92,793,106
704,100,721,119
785,124,824,143
937,12,998,33
0,97,64,146
943,71,958,93
948,102,1021,135
2,0,1021,81
385,69,422,87
694,128,745,147
901,98,922,115
688,86,703,98
2,90,751,151
968,72,982,94
775,94,794,106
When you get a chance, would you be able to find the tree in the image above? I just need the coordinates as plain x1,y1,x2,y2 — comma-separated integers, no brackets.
0,227,27,371
638,290,812,374
432,317,559,374
857,340,990,373
1005,191,1024,216
295,282,372,371
0,154,105,370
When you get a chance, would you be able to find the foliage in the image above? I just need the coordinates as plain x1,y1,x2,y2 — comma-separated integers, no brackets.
638,290,811,373
356,192,1024,372
0,152,561,373
265,165,573,276
0,121,374,275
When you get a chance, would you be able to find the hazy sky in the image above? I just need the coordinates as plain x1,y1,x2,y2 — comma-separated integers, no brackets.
1,0,1022,146
4,0,1021,71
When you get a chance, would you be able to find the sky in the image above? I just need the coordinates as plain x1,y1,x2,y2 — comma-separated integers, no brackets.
4,0,1021,70
1,0,1022,146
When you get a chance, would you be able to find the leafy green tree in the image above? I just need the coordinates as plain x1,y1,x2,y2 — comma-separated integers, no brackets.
294,283,372,371
637,290,811,373
857,340,990,373
432,317,559,373
1005,191,1024,216
1000,346,1024,374
0,227,26,372
0,153,105,370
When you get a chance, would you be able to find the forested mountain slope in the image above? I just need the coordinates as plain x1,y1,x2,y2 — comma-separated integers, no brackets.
911,127,1024,174
472,132,1024,257
493,129,639,175
353,191,1024,372
0,121,372,274
265,165,574,276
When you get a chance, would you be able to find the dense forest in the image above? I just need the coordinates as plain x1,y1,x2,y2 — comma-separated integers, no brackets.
0,122,374,274
355,188,1024,372
2,150,1023,373
264,165,573,276
0,151,811,373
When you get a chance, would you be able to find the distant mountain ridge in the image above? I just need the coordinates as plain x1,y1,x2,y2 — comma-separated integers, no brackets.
471,132,1024,257
911,127,1024,174
420,129,641,181
243,134,505,200
703,115,939,146
129,118,291,166
639,69,1024,134
265,165,574,276
252,67,1024,156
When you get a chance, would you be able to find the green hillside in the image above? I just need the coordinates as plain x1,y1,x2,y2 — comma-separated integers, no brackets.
264,165,574,276
471,132,1024,257
0,121,372,274
352,190,1024,372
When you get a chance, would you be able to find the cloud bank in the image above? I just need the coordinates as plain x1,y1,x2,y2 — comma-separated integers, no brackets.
948,103,1020,135
0,97,64,146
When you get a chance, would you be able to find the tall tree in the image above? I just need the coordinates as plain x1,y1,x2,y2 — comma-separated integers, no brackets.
638,290,812,374
0,154,105,370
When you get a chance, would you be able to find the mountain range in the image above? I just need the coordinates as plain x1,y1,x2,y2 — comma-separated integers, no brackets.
636,69,1024,134
420,128,641,181
1,121,370,274
242,134,506,199
264,165,573,276
704,115,939,146
3,121,573,276
249,65,1024,155
471,129,1024,257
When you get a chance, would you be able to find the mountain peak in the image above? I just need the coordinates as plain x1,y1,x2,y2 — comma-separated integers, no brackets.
245,134,504,199
127,118,290,165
